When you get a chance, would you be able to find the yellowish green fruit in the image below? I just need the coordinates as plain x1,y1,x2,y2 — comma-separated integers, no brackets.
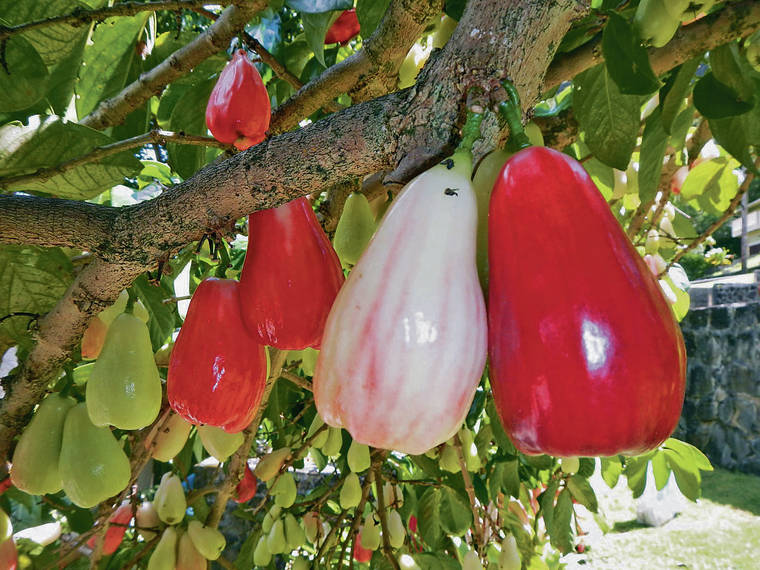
147,526,177,570
398,40,432,89
333,192,376,268
633,0,682,47
499,535,520,570
136,501,160,540
382,482,403,508
459,427,481,472
176,528,207,570
439,444,460,473
187,520,225,561
59,403,130,508
254,447,290,482
432,15,457,49
307,413,329,449
151,414,193,462
387,509,406,548
524,121,544,147
472,149,511,290
267,518,287,555
303,511,320,543
197,425,244,462
253,536,271,566
270,471,297,508
301,348,319,377
322,427,343,457
360,516,380,550
86,313,161,430
0,508,11,542
11,393,75,495
340,472,362,509
399,553,422,569
559,457,580,475
293,558,310,570
347,440,371,472
462,550,483,570
154,472,187,525
284,513,306,550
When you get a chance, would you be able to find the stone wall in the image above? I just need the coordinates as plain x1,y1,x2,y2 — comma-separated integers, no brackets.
675,303,760,474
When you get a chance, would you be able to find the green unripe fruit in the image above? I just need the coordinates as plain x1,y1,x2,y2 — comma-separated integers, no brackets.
439,444,460,473
322,427,343,457
560,457,580,475
293,558,310,570
387,509,406,549
340,472,362,509
360,516,380,550
177,529,206,569
154,472,187,525
253,536,271,566
307,414,329,448
267,518,287,555
59,403,130,508
254,448,290,481
633,0,682,48
303,511,320,543
284,513,307,550
383,482,403,508
151,413,192,462
187,520,226,560
463,550,483,570
347,440,371,472
645,229,660,255
499,535,520,570
0,508,11,542
147,527,178,570
271,472,297,508
432,15,457,49
136,501,160,540
11,393,75,495
197,425,244,462
524,121,544,147
333,192,376,268
459,427,482,472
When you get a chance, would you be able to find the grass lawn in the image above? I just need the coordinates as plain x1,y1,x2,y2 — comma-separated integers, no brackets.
565,468,760,569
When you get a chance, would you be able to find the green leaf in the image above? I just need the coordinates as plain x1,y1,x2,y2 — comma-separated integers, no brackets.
167,78,215,179
444,0,466,20
501,459,521,498
680,157,740,215
285,0,352,13
574,64,641,170
302,12,336,68
600,457,623,488
638,107,669,203
132,275,179,351
550,488,574,554
438,487,472,535
662,438,713,471
412,553,461,570
0,36,49,112
583,157,614,199
538,480,559,535
624,454,652,498
709,101,760,172
486,400,515,454
669,104,695,150
566,475,598,513
0,246,73,349
602,13,660,95
710,43,756,104
75,13,150,118
693,72,754,119
0,115,141,199
650,450,671,490
357,0,391,37
660,58,699,134
65,506,95,534
0,0,91,66
417,488,443,546
664,452,701,501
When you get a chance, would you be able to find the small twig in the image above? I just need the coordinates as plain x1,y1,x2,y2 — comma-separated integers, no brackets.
0,130,230,191
337,468,374,569
373,464,401,570
454,433,485,552
280,370,313,392
0,0,227,42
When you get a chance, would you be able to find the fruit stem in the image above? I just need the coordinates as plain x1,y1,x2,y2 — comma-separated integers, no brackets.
125,288,137,314
214,239,231,279
456,90,486,157
496,80,531,151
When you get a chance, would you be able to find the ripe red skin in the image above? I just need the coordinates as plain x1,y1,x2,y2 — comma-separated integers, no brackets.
0,478,11,495
488,147,686,457
239,197,344,350
353,537,373,563
168,278,268,433
325,9,360,45
87,503,133,555
234,465,258,503
205,50,271,151
0,538,17,569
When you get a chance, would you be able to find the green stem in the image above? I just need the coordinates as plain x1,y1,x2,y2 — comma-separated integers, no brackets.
497,80,531,151
456,97,485,157
125,289,137,314
214,239,231,279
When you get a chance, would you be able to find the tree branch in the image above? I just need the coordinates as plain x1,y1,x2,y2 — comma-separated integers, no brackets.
374,465,401,570
0,0,227,42
79,2,266,131
0,130,230,192
544,0,760,92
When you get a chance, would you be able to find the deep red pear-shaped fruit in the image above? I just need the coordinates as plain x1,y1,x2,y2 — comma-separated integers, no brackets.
205,49,270,151
87,502,132,555
239,197,344,350
488,147,686,457
314,152,487,454
168,278,268,433
234,464,258,503
325,9,360,45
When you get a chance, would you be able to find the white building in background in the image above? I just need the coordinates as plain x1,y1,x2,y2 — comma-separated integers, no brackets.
731,197,760,256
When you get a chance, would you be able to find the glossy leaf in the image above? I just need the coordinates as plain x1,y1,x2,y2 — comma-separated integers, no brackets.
602,13,659,95
0,36,49,112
